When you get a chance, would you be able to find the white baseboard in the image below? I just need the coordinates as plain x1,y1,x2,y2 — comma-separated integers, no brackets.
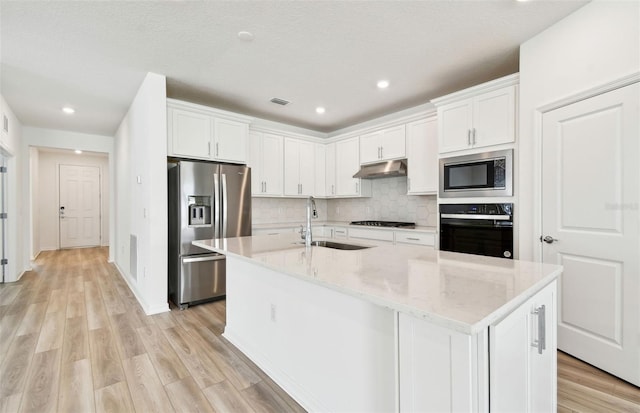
223,329,325,413
113,262,170,316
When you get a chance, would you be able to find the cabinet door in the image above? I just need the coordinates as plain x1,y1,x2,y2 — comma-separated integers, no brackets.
262,133,283,196
298,140,315,196
325,143,336,196
360,131,382,164
249,131,263,195
283,138,301,196
490,281,557,413
213,118,247,163
170,108,212,159
473,86,515,148
406,118,437,194
314,143,326,197
336,137,361,196
380,125,406,160
438,99,473,154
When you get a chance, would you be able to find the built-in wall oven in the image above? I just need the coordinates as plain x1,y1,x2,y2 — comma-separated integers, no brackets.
439,149,513,198
440,203,513,259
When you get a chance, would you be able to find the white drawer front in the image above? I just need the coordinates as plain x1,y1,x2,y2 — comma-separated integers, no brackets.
333,227,348,238
395,231,435,247
349,228,394,242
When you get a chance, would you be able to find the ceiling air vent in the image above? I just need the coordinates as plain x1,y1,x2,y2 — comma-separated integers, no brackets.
270,97,291,106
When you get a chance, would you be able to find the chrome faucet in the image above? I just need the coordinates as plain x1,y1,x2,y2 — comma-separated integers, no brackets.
301,196,318,247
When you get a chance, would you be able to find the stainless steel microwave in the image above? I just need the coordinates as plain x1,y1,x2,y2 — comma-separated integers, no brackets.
439,149,513,198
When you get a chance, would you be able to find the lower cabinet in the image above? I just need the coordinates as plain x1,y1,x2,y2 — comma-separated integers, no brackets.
490,280,557,412
399,280,557,412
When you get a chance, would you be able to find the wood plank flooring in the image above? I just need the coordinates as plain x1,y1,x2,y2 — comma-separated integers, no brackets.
0,248,304,413
0,247,638,412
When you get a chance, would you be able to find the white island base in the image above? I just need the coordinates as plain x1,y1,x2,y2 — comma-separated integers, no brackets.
194,235,560,412
221,256,557,412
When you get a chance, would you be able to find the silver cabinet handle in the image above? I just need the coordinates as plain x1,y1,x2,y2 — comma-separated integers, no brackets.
331,184,335,195
356,181,359,194
531,305,546,354
216,142,219,157
472,128,477,145
264,181,267,193
380,146,383,159
541,235,558,244
467,130,471,146
405,237,420,241
208,142,211,156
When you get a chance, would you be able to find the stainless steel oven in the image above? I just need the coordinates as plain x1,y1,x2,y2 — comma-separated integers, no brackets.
439,203,513,259
439,149,512,198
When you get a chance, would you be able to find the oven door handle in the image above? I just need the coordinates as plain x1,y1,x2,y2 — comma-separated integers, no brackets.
440,213,511,221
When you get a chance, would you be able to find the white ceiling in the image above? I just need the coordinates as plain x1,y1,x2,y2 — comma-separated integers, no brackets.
1,0,588,137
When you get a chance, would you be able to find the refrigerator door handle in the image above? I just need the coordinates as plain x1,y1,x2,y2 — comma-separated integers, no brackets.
222,173,228,238
182,254,225,263
214,173,221,239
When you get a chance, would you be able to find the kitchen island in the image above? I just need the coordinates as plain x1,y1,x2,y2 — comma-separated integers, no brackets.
194,233,562,412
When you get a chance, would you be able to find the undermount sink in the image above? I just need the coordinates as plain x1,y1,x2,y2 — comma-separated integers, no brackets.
296,241,373,250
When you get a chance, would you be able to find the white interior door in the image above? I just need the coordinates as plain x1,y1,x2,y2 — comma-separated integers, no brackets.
541,83,639,386
59,164,101,248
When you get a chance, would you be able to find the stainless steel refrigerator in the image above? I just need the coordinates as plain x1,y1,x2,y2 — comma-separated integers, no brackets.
168,160,251,309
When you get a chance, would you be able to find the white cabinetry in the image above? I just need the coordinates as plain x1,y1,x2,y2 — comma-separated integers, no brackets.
348,228,394,244
335,137,371,197
167,99,250,164
394,230,435,247
250,131,283,196
359,125,406,164
213,118,248,163
325,143,336,196
284,138,315,197
406,116,438,194
314,143,327,197
490,280,557,412
433,74,517,154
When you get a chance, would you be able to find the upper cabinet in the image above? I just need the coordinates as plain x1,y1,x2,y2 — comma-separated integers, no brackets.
314,143,327,198
432,74,518,154
325,142,337,197
336,137,371,197
167,99,251,164
360,125,406,164
284,138,315,197
250,131,283,196
406,116,438,195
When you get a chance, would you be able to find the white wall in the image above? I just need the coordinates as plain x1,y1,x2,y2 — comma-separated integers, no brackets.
518,0,640,261
36,150,109,252
114,72,168,315
21,127,115,262
1,94,25,282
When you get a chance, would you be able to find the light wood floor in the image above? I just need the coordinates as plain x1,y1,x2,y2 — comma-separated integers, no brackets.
0,247,638,412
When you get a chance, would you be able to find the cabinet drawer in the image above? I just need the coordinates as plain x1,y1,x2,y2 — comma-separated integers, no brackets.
349,228,394,242
333,227,348,238
253,227,296,236
395,231,435,247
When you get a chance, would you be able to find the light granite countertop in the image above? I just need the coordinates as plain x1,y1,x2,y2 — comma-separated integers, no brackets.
194,233,561,334
252,221,437,232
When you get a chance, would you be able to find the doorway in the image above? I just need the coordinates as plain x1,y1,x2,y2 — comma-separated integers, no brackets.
540,82,639,386
59,164,101,248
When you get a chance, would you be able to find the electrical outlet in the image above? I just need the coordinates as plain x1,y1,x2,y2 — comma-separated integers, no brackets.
270,304,277,322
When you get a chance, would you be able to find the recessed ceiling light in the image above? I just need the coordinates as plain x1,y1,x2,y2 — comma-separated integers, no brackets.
74,150,82,154
237,31,254,41
62,106,75,114
377,80,390,89
316,107,326,114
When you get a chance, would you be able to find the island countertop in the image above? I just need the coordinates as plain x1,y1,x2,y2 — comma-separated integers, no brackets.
194,233,562,334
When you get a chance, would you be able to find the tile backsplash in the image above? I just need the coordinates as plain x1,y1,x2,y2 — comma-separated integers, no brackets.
252,177,437,227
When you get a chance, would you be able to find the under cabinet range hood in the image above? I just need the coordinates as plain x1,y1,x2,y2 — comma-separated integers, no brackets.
353,159,408,179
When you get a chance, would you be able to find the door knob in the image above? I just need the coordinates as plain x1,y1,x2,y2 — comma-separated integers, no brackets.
541,235,557,244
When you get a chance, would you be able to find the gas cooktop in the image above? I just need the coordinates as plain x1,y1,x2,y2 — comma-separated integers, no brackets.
350,220,416,228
